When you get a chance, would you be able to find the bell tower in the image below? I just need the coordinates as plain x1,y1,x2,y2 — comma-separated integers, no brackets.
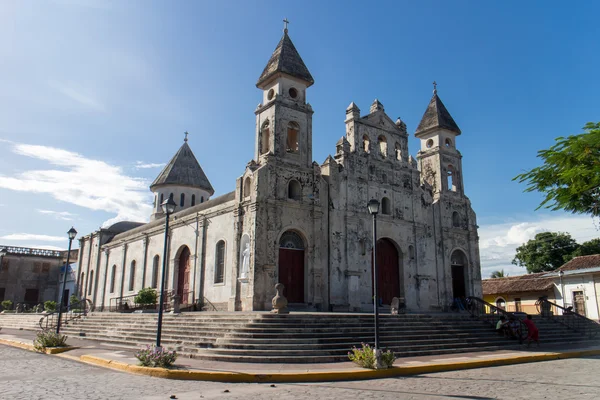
254,22,314,168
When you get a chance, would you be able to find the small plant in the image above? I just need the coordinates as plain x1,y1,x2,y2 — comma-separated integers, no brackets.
44,301,57,312
33,330,68,351
69,294,79,307
1,300,13,311
348,343,395,369
134,288,158,308
135,344,178,368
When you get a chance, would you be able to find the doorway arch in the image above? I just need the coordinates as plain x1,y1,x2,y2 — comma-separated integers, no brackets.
450,249,468,299
278,230,305,303
177,246,191,305
374,238,401,305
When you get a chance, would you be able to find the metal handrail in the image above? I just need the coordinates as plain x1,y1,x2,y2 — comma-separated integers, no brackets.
201,296,218,311
466,296,528,341
39,299,93,331
536,297,600,339
109,289,173,312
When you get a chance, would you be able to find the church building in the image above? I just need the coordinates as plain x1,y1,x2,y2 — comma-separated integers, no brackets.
76,27,482,313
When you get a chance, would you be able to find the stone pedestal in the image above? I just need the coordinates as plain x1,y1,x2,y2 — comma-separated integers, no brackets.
271,283,289,314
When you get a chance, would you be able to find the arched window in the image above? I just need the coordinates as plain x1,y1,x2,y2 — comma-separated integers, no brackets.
288,179,302,200
180,193,185,207
214,240,225,284
378,135,387,158
279,231,305,250
80,272,85,297
110,265,116,293
129,260,136,291
244,177,251,198
169,193,174,201
88,270,94,295
191,194,196,206
151,255,159,289
381,197,391,215
408,245,415,260
445,138,453,148
286,122,300,153
395,142,402,161
363,134,370,153
496,297,506,310
447,165,456,192
160,193,164,205
261,120,270,155
201,196,204,203
452,211,460,227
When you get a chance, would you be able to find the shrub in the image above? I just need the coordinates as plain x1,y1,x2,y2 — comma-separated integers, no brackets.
69,294,79,307
44,301,57,312
135,345,178,368
1,300,13,311
33,331,68,351
134,288,158,306
348,343,395,369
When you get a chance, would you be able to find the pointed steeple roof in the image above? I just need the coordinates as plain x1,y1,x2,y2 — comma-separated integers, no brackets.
150,138,214,195
415,87,461,137
257,30,314,88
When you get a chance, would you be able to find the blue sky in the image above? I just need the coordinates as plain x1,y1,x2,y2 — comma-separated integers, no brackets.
0,0,598,277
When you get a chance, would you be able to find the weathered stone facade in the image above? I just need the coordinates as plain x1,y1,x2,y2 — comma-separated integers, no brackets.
77,29,482,313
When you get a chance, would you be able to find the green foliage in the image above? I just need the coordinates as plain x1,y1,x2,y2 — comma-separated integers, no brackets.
512,232,579,273
44,301,57,312
514,122,600,217
490,269,508,278
134,288,158,306
348,343,395,369
33,331,68,351
135,345,178,368
572,238,600,257
69,294,79,306
1,300,13,311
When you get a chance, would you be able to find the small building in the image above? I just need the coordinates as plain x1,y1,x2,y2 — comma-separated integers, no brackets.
482,273,556,314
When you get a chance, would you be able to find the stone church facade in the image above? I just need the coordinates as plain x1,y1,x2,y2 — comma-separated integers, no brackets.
76,28,482,313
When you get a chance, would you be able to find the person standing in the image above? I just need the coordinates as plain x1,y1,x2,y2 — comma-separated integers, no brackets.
522,315,540,347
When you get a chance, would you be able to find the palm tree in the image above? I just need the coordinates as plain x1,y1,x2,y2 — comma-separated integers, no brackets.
490,269,507,278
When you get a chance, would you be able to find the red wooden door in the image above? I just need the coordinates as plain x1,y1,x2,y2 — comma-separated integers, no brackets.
178,247,191,304
374,239,400,305
278,248,305,303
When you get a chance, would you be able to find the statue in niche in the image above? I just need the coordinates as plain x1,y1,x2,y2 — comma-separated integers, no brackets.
240,243,250,280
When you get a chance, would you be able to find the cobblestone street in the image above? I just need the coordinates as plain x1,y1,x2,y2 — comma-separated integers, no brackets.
2,345,600,400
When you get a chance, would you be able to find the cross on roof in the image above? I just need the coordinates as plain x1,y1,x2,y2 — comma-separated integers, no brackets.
283,18,289,33
184,131,189,142
433,81,438,94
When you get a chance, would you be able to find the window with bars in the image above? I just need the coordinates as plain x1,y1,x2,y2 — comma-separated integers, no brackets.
214,241,225,284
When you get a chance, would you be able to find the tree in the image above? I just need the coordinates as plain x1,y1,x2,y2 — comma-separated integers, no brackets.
512,232,579,273
513,122,600,218
490,269,508,278
572,238,600,257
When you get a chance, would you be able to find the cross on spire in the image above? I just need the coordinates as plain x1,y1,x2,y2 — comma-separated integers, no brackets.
184,131,189,142
283,18,289,33
433,81,438,94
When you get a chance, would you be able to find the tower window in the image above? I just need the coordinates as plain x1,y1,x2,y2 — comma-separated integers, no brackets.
286,122,299,153
381,197,391,215
214,240,225,284
261,120,270,155
244,177,251,198
191,194,196,206
445,138,453,147
288,179,302,200
363,135,370,153
378,135,387,158
267,89,275,100
159,193,164,205
447,165,457,192
426,139,434,148
452,211,460,227
180,193,185,207
289,87,298,99
395,142,402,161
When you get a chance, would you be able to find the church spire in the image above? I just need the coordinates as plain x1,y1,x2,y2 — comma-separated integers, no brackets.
415,83,461,137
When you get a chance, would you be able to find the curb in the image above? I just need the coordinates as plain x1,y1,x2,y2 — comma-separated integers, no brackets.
0,337,78,355
79,349,600,383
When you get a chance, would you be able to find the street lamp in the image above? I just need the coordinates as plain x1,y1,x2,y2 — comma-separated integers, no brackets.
156,196,177,348
56,227,77,334
367,198,382,369
559,270,565,308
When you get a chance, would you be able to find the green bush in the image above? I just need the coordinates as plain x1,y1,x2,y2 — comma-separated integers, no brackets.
69,294,79,307
135,345,178,368
33,331,68,351
1,300,13,311
348,343,395,369
44,301,57,312
134,288,158,306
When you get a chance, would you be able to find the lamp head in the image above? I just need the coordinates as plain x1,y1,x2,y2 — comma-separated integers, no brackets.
161,197,177,215
367,199,380,215
67,227,77,240
559,270,564,277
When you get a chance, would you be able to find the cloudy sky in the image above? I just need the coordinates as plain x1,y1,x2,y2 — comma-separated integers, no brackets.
0,1,598,276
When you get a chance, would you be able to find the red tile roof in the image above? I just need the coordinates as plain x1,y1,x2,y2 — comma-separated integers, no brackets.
482,273,555,295
558,254,600,272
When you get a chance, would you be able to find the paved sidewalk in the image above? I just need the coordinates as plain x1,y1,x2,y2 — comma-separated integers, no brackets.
1,327,599,382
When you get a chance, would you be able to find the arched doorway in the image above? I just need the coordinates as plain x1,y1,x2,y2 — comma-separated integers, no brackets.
177,247,191,305
451,250,468,299
278,231,305,303
373,238,401,305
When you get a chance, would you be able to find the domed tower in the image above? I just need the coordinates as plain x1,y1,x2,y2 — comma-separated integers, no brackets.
150,134,214,220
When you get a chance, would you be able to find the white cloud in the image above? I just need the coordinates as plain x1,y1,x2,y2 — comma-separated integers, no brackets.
135,161,165,169
0,233,66,242
37,209,77,221
0,142,152,226
479,215,600,278
48,80,105,112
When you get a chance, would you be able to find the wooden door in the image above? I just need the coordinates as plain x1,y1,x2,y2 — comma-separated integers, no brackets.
451,265,466,299
375,239,400,305
177,247,191,304
573,291,586,316
278,248,304,303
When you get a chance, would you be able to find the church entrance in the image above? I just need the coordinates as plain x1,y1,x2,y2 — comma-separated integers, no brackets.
373,238,400,305
450,250,468,299
177,246,191,305
278,231,305,303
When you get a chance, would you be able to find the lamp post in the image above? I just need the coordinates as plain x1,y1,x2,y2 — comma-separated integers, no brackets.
56,227,77,334
156,197,177,348
559,270,565,309
367,199,382,369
